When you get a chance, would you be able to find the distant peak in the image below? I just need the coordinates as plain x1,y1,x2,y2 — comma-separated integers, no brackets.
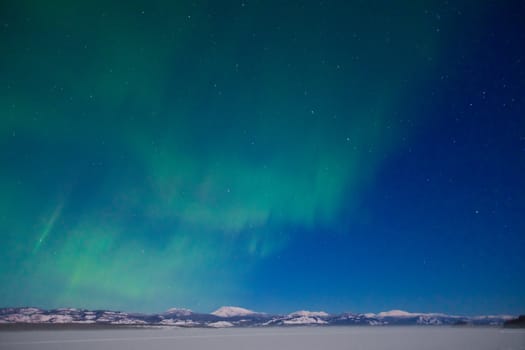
165,308,193,316
377,310,416,317
211,306,257,317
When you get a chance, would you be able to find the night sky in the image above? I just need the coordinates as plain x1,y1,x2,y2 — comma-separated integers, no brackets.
1,1,524,316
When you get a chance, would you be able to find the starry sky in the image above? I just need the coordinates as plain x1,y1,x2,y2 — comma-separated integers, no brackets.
1,1,524,316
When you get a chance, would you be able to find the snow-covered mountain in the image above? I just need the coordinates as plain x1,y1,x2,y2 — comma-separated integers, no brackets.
0,307,515,328
377,310,420,317
0,308,147,325
164,308,193,316
376,310,451,318
289,310,330,317
211,306,259,318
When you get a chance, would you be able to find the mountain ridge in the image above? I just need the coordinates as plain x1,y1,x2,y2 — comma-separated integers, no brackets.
0,307,516,328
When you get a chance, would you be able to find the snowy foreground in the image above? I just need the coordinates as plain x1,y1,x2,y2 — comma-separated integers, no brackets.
0,327,524,350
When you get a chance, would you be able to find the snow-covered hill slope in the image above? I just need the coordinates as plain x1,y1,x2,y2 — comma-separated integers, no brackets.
211,306,258,318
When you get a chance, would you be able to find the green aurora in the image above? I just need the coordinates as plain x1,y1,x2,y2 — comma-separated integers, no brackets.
3,1,522,315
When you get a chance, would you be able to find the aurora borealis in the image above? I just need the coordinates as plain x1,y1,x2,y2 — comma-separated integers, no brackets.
1,1,524,315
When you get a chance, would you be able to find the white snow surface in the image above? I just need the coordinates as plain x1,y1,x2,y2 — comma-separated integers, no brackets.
211,306,257,318
367,320,384,326
283,316,328,325
289,310,329,317
1,327,523,349
160,319,199,326
208,321,234,328
377,310,417,317
417,316,442,325
376,310,453,318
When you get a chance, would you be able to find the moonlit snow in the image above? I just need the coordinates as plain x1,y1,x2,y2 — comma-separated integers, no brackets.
1,327,524,350
211,306,258,317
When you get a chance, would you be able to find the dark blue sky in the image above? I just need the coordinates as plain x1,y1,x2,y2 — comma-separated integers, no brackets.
245,2,525,315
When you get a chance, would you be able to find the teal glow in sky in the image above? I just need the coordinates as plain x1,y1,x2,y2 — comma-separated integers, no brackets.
1,1,524,315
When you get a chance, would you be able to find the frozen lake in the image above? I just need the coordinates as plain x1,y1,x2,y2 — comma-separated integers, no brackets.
1,327,524,350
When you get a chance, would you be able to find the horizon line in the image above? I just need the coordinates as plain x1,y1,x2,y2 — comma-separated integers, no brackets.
1,305,519,318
